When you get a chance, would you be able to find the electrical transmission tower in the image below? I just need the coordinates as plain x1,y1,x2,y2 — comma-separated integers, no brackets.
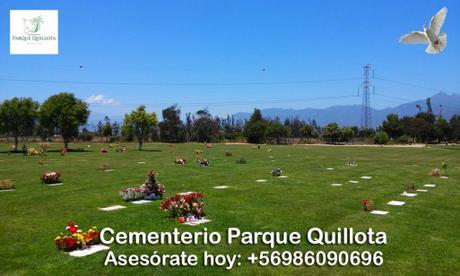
359,64,374,129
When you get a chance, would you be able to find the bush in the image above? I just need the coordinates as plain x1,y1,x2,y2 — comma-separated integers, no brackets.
374,131,390,145
398,135,410,144
0,179,15,190
78,132,94,142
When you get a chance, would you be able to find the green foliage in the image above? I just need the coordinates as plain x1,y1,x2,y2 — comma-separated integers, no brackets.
340,127,355,143
265,121,288,144
397,135,410,144
244,109,267,144
450,115,460,142
40,93,89,148
382,113,403,139
122,105,158,150
191,110,220,143
159,105,186,143
322,122,341,143
374,131,390,145
0,97,39,150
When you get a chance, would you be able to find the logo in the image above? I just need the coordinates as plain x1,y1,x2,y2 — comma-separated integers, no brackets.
10,10,59,55
23,15,44,35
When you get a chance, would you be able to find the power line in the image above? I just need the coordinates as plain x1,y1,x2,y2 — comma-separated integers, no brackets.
374,77,458,94
0,77,361,87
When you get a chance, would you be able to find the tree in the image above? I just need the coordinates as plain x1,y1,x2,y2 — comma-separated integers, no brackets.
101,116,113,142
435,117,451,143
191,109,219,142
40,93,89,149
159,105,185,143
244,109,267,144
122,105,158,150
0,97,39,151
374,131,390,145
265,120,288,144
322,122,341,143
300,124,314,142
450,115,460,142
382,113,403,139
340,127,355,144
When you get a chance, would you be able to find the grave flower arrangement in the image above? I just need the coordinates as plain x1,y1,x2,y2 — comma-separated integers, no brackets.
272,168,282,177
120,186,147,201
160,192,206,221
199,159,210,167
41,171,61,184
54,221,100,252
119,171,165,201
175,158,186,165
0,179,15,190
361,199,374,211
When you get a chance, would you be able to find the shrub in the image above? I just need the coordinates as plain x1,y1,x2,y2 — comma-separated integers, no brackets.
397,135,410,144
374,131,390,145
0,179,15,190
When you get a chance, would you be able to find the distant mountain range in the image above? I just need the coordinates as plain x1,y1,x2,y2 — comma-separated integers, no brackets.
233,92,460,127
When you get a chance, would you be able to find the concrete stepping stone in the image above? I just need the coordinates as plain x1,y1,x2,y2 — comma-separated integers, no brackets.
278,175,288,178
256,179,267,182
99,205,126,211
416,189,428,192
326,168,335,171
349,180,359,184
424,184,436,188
0,189,14,192
361,176,372,179
331,183,343,187
388,200,405,206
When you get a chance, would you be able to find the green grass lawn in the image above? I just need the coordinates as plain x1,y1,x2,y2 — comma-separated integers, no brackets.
0,143,459,275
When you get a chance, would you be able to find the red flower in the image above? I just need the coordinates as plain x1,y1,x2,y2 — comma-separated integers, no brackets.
67,220,78,234
148,170,156,177
64,237,76,248
176,217,185,223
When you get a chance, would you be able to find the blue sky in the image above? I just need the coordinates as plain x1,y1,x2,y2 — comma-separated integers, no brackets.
0,0,459,122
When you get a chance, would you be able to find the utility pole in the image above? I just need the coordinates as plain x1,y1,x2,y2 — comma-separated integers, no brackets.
359,64,374,129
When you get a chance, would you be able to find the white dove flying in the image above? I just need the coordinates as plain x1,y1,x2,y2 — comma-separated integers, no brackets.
399,7,448,54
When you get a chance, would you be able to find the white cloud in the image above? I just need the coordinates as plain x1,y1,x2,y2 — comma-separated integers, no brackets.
86,94,119,106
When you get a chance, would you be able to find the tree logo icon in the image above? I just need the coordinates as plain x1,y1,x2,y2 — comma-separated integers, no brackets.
23,15,44,35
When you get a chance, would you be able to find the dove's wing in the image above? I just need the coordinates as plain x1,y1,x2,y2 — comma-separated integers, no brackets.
399,32,428,44
429,7,447,35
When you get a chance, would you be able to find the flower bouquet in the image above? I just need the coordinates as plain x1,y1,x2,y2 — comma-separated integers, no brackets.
0,179,15,190
54,221,100,252
120,186,147,201
175,158,186,165
119,171,166,201
160,192,206,222
405,183,416,191
198,159,210,167
428,168,441,177
59,147,67,156
271,168,282,177
361,199,374,211
41,171,61,184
